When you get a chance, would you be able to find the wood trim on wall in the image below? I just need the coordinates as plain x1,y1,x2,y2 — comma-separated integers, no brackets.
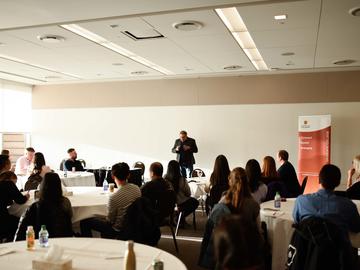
32,70,360,109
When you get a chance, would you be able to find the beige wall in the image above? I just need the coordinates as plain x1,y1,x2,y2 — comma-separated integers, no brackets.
32,71,360,189
33,70,360,109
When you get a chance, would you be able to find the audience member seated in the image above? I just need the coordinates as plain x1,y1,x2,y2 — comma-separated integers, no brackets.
64,148,85,171
141,162,175,223
346,155,360,199
293,164,360,268
24,152,46,191
246,159,268,204
213,215,265,270
80,162,141,239
1,149,9,156
261,156,279,184
277,150,301,197
0,157,29,242
0,154,11,175
205,155,230,214
15,172,73,241
199,167,261,269
164,160,199,227
15,147,35,175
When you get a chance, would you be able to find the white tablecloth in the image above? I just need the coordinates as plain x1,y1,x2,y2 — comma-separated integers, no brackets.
260,199,360,270
58,171,96,187
16,171,96,190
0,237,187,270
8,187,109,223
187,177,209,198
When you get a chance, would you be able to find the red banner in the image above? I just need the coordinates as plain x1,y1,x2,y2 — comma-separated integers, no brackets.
298,115,331,194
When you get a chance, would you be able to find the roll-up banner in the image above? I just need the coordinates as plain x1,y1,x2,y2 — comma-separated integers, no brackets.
298,115,331,194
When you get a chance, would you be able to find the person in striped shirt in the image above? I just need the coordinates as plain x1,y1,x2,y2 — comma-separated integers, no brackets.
80,162,141,238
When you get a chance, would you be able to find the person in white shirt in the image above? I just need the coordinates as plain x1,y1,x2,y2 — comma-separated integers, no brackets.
15,147,35,175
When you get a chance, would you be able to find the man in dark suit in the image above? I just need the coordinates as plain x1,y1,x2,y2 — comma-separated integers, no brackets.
171,130,198,178
277,150,301,197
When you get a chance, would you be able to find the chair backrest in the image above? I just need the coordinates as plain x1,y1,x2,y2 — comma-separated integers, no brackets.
128,169,143,187
287,216,352,270
192,168,206,177
133,162,145,176
24,174,42,191
59,159,66,170
265,181,289,201
157,188,176,221
78,159,86,168
301,176,308,194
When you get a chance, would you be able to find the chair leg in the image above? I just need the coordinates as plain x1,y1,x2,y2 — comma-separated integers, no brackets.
192,211,196,231
168,222,179,253
175,212,183,236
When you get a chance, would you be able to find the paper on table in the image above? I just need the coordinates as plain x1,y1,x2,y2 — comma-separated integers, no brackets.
261,208,285,218
0,247,16,256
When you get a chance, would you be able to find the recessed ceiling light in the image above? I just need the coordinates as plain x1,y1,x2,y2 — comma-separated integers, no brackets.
172,21,203,31
349,7,360,17
223,65,242,70
274,14,287,20
270,67,280,71
37,35,65,43
131,71,148,75
333,59,356,65
112,63,123,66
281,52,295,56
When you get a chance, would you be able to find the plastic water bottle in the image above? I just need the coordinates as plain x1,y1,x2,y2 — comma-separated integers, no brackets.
39,225,49,247
274,192,281,208
63,161,67,178
124,240,136,270
103,178,109,192
26,226,35,250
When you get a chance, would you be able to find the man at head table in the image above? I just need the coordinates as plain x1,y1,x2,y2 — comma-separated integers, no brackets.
15,147,35,175
64,148,85,172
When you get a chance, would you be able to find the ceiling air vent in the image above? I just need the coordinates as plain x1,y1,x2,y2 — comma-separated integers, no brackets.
173,21,203,31
131,71,148,75
333,59,356,65
37,35,65,43
223,65,242,70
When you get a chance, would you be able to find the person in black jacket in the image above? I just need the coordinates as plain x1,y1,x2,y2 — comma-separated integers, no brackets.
277,150,301,197
15,172,73,241
0,157,29,242
171,130,198,178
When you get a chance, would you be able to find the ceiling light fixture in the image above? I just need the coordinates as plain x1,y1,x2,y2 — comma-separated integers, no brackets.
281,52,295,56
60,24,174,75
349,7,360,17
215,8,268,71
131,71,148,75
274,14,287,20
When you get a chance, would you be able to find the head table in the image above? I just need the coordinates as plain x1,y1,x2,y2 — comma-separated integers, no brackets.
260,198,360,270
0,237,187,270
9,187,108,223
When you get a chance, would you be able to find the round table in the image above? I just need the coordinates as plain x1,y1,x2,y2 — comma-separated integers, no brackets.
8,187,109,223
0,237,187,270
260,199,360,270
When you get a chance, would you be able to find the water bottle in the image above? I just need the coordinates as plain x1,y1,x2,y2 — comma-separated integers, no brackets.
63,161,67,178
103,178,109,192
26,226,35,250
39,225,49,247
274,192,281,208
124,240,136,270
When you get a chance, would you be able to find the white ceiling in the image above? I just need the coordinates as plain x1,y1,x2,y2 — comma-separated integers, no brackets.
0,0,359,85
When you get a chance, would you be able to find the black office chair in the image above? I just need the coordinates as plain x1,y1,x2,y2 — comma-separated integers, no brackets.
175,205,196,236
59,159,66,170
191,168,206,178
78,159,86,169
300,176,308,194
133,161,145,184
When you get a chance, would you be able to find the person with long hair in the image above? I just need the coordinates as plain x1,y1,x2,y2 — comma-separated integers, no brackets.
0,155,29,242
165,160,199,226
24,152,47,190
199,167,261,269
15,172,73,240
206,155,230,213
214,215,265,270
346,155,360,199
246,159,268,204
261,156,279,184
